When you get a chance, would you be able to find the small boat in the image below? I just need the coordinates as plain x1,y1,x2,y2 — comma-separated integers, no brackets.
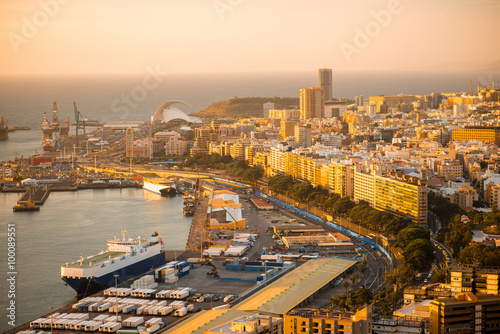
13,199,40,212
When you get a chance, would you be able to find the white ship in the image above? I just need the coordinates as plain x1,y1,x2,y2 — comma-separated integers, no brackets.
143,178,177,196
61,230,165,296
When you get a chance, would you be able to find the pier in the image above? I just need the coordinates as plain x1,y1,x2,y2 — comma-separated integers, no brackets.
185,196,208,251
18,186,50,205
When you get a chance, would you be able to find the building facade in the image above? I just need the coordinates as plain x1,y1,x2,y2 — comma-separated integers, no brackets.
284,307,372,334
300,87,324,120
429,293,500,334
452,127,500,146
318,68,333,102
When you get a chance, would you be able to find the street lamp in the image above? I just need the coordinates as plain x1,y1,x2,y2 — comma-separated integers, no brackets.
263,247,267,284
49,306,53,334
114,274,119,322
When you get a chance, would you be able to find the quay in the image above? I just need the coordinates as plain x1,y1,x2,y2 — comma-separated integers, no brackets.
185,196,209,251
18,186,50,205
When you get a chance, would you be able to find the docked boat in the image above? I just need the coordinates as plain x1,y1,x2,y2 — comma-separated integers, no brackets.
183,194,195,216
13,199,40,212
143,178,177,196
0,117,8,141
61,230,165,296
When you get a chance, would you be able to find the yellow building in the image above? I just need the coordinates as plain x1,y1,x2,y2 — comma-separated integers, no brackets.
283,153,327,186
429,293,500,334
450,264,500,295
284,152,300,179
300,87,324,120
373,172,428,225
353,171,428,225
204,314,283,334
280,119,296,140
269,147,286,175
229,142,246,160
369,94,419,113
284,307,372,334
328,163,355,198
451,126,500,146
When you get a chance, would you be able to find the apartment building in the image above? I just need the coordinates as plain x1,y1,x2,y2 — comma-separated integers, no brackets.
452,126,500,146
429,293,500,334
284,307,372,334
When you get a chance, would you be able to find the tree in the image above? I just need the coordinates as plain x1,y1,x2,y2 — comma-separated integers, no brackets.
381,302,391,315
403,239,434,270
343,281,350,294
397,225,430,246
330,294,348,312
356,288,373,307
458,243,500,266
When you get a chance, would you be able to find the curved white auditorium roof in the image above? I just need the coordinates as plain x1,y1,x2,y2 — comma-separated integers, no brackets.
151,100,191,123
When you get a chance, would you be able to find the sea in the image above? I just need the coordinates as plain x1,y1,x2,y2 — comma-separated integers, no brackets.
0,70,498,332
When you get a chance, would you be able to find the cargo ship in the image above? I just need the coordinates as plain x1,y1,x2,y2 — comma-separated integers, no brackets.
0,117,8,140
61,230,165,296
143,178,177,196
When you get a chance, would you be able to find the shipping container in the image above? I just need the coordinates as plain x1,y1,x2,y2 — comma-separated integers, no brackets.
174,307,187,317
98,303,112,312
158,306,173,315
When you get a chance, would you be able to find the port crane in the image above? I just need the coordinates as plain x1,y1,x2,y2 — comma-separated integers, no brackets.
73,102,102,143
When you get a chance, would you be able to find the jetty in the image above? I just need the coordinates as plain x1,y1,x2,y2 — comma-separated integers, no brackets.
185,196,209,251
18,185,50,205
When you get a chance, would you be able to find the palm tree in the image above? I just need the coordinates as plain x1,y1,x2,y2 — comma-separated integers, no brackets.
343,281,350,294
350,275,356,286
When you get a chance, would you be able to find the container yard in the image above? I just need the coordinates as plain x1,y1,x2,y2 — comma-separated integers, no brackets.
9,188,364,334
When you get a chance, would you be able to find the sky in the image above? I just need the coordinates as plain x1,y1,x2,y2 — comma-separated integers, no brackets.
1,0,499,76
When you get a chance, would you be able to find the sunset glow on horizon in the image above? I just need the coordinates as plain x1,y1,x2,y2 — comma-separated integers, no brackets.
1,0,499,76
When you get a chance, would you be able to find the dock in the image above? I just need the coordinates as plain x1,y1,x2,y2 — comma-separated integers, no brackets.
185,196,209,251
18,186,50,205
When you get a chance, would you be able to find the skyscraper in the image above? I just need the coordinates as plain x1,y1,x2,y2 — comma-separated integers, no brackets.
318,68,332,101
300,87,324,120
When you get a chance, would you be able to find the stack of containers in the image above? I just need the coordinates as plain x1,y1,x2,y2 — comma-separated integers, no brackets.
130,275,158,289
175,261,190,277
153,262,180,283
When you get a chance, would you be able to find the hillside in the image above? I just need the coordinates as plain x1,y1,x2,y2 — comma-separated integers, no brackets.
191,97,300,118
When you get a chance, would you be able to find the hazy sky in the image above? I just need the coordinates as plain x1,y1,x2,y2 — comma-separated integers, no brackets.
1,0,499,76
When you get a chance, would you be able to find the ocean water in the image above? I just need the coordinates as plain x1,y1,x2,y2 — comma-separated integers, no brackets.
0,189,191,333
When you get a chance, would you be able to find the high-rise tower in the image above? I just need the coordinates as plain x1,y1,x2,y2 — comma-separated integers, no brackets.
318,68,332,101
300,87,324,120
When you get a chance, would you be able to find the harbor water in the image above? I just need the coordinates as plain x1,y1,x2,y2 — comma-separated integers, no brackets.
0,188,191,333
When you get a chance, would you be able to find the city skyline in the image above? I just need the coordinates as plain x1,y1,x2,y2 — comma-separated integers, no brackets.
1,0,500,76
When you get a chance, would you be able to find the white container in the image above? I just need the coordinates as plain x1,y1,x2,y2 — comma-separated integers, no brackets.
174,307,187,317
84,321,102,332
159,306,173,315
136,305,147,315
144,317,162,326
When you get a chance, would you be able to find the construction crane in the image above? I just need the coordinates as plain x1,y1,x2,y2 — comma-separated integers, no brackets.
73,102,102,143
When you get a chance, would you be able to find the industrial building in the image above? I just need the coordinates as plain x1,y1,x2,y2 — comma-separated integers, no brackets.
166,257,359,334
